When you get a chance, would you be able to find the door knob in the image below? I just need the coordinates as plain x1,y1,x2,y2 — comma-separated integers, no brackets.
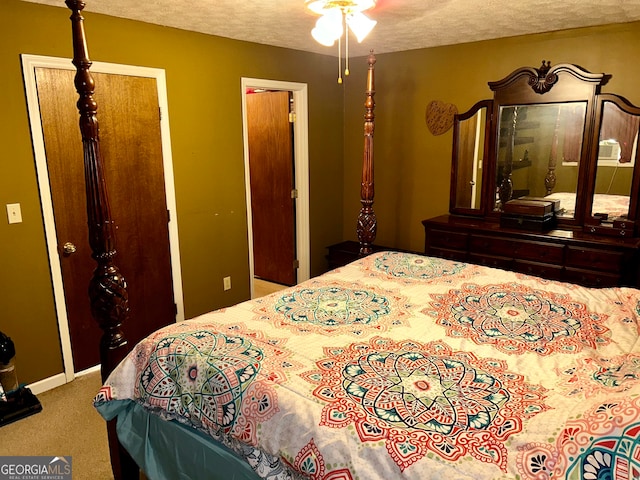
62,242,77,255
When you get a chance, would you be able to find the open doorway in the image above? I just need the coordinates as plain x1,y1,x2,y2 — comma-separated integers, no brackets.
241,79,310,298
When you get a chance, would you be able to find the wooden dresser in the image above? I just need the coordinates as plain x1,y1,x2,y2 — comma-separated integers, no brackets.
423,215,640,287
427,61,640,289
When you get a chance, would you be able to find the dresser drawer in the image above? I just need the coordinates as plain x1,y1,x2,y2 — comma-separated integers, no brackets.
428,247,467,262
565,246,624,273
469,235,513,256
427,229,468,250
470,235,564,263
511,241,564,263
564,267,621,288
513,260,564,280
468,253,512,270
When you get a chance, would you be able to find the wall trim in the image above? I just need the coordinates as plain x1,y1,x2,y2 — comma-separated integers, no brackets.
240,78,310,295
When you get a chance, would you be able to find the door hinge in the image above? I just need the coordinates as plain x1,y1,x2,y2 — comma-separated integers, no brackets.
293,259,299,269
289,112,296,123
167,209,171,222
159,106,162,121
291,189,298,199
174,303,178,316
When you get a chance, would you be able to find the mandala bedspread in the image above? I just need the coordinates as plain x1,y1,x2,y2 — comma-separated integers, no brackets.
96,251,640,479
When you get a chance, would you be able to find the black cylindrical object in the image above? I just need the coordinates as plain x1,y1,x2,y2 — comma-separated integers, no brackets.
0,331,18,393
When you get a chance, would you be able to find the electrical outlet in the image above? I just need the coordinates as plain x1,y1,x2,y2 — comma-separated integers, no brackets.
223,276,232,291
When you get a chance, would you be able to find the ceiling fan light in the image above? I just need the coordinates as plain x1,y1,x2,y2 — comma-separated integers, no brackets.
306,0,377,83
312,11,343,46
306,0,376,15
305,0,376,15
312,26,337,46
346,12,376,42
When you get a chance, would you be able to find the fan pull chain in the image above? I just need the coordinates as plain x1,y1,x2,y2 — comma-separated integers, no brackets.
345,19,350,77
338,36,343,84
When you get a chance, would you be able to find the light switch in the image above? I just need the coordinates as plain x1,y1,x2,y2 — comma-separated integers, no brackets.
6,203,23,224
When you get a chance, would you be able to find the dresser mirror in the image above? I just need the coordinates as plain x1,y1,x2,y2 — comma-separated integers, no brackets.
589,95,640,229
450,100,490,214
494,102,586,219
449,61,640,237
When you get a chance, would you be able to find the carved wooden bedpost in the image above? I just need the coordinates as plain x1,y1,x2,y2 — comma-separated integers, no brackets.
66,2,138,478
66,0,130,383
357,51,377,255
545,107,561,195
498,106,516,208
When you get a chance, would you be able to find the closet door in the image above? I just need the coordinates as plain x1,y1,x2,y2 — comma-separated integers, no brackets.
36,67,176,371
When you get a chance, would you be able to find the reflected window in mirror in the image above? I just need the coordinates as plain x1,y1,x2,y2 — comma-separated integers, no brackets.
494,102,587,218
591,100,640,223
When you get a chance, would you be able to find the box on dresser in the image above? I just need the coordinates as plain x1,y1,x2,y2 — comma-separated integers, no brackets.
503,199,555,216
500,212,556,231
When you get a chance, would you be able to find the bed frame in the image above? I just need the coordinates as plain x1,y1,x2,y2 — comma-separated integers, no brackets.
64,1,377,478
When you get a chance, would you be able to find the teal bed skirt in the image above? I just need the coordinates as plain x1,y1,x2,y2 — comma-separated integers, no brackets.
97,400,262,480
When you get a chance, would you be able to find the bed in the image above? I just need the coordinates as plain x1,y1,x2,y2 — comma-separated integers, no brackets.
545,192,631,219
64,2,640,479
96,250,640,479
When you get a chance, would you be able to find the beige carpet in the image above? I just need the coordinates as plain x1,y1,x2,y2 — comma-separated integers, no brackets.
253,278,288,297
0,372,113,479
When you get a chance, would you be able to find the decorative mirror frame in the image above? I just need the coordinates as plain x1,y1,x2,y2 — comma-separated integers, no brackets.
486,62,607,228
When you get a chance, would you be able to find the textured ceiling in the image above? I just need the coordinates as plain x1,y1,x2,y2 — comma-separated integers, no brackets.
23,0,640,57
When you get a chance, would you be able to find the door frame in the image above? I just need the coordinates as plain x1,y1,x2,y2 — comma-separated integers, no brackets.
240,78,310,296
21,54,184,392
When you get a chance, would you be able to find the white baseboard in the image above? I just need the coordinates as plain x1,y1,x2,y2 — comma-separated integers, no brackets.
76,364,101,377
27,373,67,395
27,364,101,395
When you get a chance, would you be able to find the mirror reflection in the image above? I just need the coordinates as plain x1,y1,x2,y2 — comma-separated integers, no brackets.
494,102,587,218
454,107,486,210
591,101,639,222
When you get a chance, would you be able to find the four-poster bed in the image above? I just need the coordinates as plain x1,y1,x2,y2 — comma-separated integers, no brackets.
65,2,640,479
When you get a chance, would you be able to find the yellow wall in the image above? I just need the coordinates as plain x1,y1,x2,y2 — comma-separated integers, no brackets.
3,0,640,386
0,0,344,384
343,21,640,252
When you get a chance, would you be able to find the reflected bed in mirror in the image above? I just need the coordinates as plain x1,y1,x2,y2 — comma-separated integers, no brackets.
545,192,629,219
513,99,639,222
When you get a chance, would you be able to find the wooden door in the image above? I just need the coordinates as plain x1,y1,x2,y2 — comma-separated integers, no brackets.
456,115,479,208
247,91,296,286
35,67,176,372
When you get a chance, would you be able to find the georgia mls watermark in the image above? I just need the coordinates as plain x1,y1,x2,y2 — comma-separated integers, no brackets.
0,456,71,480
